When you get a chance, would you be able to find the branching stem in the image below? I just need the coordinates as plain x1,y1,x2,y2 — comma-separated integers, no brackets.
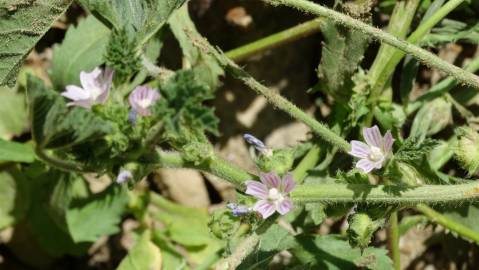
226,19,323,61
416,204,479,244
261,0,479,89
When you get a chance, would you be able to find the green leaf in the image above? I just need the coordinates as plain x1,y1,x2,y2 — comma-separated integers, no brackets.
395,137,439,163
292,235,393,270
27,75,112,149
422,19,479,47
0,0,73,86
0,168,30,230
0,139,35,163
0,87,28,139
117,230,162,270
66,184,128,243
410,98,452,141
79,0,186,44
26,168,90,256
150,194,212,247
156,70,219,145
51,15,110,90
168,5,223,91
260,224,296,252
316,19,369,102
305,203,326,225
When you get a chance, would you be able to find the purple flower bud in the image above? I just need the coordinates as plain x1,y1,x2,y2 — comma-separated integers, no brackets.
349,125,394,173
227,203,252,217
61,67,113,109
245,172,296,219
243,133,272,156
116,169,133,184
128,110,137,125
128,85,160,116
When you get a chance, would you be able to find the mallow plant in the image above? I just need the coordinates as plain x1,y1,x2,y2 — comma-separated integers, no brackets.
1,0,479,269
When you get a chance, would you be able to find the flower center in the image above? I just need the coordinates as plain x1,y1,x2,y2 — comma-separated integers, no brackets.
137,98,152,109
368,146,384,162
89,86,104,100
268,188,284,202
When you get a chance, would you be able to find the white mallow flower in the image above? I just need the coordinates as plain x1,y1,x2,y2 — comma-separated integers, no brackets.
245,172,296,219
128,85,161,116
349,125,394,173
61,67,113,108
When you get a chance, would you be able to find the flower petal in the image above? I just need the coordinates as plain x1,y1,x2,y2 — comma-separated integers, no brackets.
363,125,382,148
355,159,376,173
96,87,109,104
260,172,281,189
80,69,100,91
349,140,371,159
116,170,133,184
253,200,276,219
383,130,394,154
245,180,268,199
276,198,293,215
282,173,296,193
62,85,89,100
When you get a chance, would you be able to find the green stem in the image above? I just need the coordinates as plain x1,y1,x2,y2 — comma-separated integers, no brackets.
188,34,351,152
291,182,479,204
416,203,479,243
154,149,255,188
373,0,466,100
34,147,88,173
388,211,401,270
398,215,428,235
154,149,479,205
407,0,465,45
262,0,479,89
292,144,322,183
225,19,322,62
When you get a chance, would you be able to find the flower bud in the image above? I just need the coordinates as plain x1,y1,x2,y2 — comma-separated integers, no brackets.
208,208,240,240
347,212,382,250
256,148,294,176
455,127,479,175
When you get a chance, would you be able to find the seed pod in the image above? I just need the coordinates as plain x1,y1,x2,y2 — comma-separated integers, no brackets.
455,127,479,175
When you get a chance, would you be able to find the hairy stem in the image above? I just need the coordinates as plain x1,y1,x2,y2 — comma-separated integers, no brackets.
291,182,479,204
34,147,87,173
415,204,479,244
388,211,401,270
262,0,479,89
188,33,351,152
408,57,479,114
371,0,466,103
154,150,479,205
226,19,322,61
154,149,255,188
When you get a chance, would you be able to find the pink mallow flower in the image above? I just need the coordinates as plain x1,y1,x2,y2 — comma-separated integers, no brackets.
245,172,296,219
61,67,113,108
128,85,161,116
349,125,394,173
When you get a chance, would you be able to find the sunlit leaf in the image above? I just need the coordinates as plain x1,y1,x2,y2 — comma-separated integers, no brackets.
0,0,73,86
